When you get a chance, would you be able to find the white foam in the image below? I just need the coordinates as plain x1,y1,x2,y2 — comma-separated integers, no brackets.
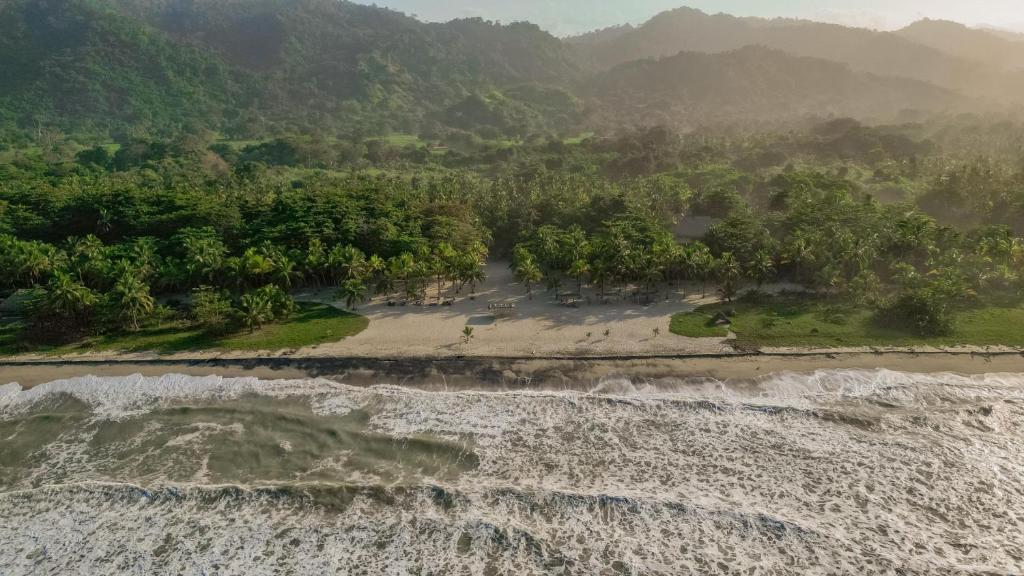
1,370,1022,574
0,374,363,420
3,369,1022,421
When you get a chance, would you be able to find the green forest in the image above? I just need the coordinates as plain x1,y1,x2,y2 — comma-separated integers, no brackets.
2,114,1023,351
3,0,1023,144
1,0,1024,353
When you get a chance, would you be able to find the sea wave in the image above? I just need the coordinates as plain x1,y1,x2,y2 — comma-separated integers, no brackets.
1,370,1022,574
2,368,1023,420
1,480,1017,575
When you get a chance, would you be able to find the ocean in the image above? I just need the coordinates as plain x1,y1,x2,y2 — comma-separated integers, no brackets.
1,369,1021,574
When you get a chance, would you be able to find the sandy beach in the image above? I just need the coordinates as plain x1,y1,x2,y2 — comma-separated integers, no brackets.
3,353,1023,389
3,262,1023,382
307,261,732,358
4,261,731,362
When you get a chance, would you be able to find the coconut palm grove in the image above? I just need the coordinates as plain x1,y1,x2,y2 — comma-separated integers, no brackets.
1,0,1023,351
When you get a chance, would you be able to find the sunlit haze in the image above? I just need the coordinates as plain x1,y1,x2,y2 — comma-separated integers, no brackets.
369,0,1024,35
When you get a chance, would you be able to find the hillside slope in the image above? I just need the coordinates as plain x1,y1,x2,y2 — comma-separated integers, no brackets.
0,0,252,137
0,0,582,139
582,47,964,129
897,19,1024,71
571,7,1024,103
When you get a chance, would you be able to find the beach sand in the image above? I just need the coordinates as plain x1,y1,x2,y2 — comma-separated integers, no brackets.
301,261,729,358
2,263,1022,383
3,354,1023,389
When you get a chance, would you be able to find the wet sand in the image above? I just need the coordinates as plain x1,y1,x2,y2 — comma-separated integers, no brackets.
3,352,1023,389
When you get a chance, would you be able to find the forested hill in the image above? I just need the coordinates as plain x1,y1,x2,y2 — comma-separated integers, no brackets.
0,0,582,140
569,7,1024,103
0,0,254,137
582,47,962,130
0,0,1016,143
895,19,1024,72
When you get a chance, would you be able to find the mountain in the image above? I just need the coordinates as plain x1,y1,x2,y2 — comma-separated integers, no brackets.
0,0,582,139
0,1,1008,143
570,7,1024,103
0,0,253,137
897,19,1024,71
979,25,1024,42
305,0,685,37
582,46,963,130
108,0,580,85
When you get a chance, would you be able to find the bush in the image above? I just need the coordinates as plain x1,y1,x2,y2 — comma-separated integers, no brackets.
875,289,953,337
236,285,296,333
191,286,235,334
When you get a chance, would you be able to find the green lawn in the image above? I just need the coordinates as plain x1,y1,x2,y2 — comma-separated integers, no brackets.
563,132,594,145
0,303,368,356
670,296,1024,348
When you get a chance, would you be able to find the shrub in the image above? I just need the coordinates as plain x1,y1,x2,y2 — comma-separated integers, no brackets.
257,284,296,319
236,285,296,333
23,278,100,343
875,289,953,337
191,286,235,334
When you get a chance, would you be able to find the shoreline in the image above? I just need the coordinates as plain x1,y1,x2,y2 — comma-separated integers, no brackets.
6,262,1023,366
3,350,1023,389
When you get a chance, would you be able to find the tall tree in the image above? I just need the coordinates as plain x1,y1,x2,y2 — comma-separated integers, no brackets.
715,252,743,302
109,271,155,332
338,279,368,310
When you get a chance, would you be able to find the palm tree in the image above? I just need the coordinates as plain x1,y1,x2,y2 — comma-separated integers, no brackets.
14,242,56,287
338,278,368,310
747,249,776,290
568,259,589,294
240,248,275,288
66,235,109,287
431,242,457,301
515,258,543,300
129,237,160,280
589,259,611,301
181,234,226,284
239,291,273,333
784,233,814,284
686,243,714,298
389,253,416,301
641,268,663,302
367,254,386,293
270,254,298,290
715,252,743,302
464,265,487,296
40,271,99,318
328,245,366,284
375,270,396,300
223,257,246,291
110,271,155,332
304,238,327,288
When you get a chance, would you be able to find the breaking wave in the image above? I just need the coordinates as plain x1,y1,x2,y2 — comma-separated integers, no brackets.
1,369,1022,574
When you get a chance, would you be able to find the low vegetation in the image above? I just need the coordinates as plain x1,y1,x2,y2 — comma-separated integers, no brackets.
2,112,1023,355
671,295,1024,348
0,303,367,356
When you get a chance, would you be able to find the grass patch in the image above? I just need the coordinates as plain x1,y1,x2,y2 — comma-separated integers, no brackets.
0,303,368,356
563,132,594,145
379,133,423,147
670,296,1024,348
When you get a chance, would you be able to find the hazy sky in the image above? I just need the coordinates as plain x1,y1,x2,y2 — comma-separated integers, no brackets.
367,1,1024,36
